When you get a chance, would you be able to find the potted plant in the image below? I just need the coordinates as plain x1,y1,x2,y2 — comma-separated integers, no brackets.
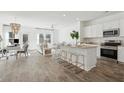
70,30,79,46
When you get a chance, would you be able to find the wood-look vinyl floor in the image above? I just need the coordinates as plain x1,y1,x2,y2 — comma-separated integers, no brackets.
0,51,124,82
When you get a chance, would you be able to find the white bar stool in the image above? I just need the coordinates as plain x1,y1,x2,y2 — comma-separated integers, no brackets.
61,49,67,61
71,52,85,74
64,51,73,67
57,49,67,64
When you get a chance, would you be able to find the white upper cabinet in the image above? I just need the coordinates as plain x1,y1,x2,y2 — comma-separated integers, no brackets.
83,24,103,38
103,20,119,30
91,24,103,37
83,26,91,38
83,20,121,38
120,19,124,36
90,25,96,37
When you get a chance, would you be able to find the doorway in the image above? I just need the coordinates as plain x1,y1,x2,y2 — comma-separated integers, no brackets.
23,34,28,44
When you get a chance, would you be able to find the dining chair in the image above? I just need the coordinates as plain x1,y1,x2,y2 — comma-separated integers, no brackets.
0,49,8,60
16,44,29,58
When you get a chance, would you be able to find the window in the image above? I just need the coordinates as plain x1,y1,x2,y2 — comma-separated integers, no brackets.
9,32,15,38
46,34,51,43
39,34,44,44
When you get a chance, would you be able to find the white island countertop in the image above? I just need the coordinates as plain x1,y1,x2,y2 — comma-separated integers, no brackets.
61,44,98,71
70,44,98,48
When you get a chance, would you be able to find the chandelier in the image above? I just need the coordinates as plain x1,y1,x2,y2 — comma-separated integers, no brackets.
10,23,21,34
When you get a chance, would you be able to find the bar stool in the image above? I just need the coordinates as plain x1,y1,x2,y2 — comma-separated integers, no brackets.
61,49,67,60
54,48,61,59
71,52,85,74
60,49,75,67
63,51,73,67
57,49,67,64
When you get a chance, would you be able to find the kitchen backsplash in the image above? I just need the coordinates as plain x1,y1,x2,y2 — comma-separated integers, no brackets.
82,36,124,45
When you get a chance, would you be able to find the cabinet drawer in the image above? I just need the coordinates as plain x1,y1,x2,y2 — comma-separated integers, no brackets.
118,46,124,62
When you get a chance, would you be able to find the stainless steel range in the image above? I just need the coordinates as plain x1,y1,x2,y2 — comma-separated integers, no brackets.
101,40,121,61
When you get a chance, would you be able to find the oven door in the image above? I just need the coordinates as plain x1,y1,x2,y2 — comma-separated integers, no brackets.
101,48,117,59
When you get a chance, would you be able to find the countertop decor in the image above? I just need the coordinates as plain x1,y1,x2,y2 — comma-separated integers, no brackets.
70,30,79,46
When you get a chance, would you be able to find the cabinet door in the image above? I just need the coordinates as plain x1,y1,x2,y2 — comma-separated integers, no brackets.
103,20,119,30
91,24,103,37
91,25,96,37
97,45,100,58
84,26,91,38
103,22,111,30
118,46,124,62
96,24,103,37
120,19,124,36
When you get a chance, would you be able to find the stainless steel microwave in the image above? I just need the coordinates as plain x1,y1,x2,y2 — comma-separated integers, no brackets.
103,28,120,37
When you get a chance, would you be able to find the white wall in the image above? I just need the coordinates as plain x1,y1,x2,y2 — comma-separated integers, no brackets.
58,22,80,45
53,29,59,44
1,22,81,50
0,24,3,48
2,25,10,47
20,26,59,50
85,12,124,26
2,25,59,50
0,14,81,49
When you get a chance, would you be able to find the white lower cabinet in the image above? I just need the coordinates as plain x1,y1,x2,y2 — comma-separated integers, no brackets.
97,45,101,58
120,19,124,36
118,46,124,62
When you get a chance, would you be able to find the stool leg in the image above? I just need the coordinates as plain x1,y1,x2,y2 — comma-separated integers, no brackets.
72,55,78,73
55,50,62,62
64,52,74,67
66,54,75,69
58,50,67,64
73,55,84,74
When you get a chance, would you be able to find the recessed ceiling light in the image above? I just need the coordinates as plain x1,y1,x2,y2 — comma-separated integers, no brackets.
63,14,66,16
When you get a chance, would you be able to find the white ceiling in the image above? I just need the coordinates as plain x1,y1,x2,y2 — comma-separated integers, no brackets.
0,11,120,28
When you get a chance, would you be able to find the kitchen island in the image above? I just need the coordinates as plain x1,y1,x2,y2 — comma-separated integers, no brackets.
61,44,98,71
